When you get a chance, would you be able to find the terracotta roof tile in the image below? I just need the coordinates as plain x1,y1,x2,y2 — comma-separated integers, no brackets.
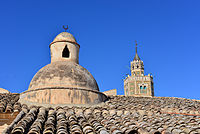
2,96,200,134
0,93,20,113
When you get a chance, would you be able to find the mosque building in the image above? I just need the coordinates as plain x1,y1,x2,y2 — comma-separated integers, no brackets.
0,28,199,134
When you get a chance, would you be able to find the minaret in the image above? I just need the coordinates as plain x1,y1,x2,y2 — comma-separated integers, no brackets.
124,41,154,97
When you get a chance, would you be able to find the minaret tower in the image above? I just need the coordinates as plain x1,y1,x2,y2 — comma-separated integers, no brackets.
124,41,154,97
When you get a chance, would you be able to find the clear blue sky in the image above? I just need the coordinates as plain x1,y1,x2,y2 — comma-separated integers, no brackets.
0,0,200,100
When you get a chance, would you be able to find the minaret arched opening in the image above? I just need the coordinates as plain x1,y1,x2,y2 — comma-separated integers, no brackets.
62,45,70,58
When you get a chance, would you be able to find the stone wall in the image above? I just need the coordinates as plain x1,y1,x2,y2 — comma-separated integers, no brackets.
103,89,117,96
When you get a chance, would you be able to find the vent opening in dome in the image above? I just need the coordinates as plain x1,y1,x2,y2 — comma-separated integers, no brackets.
154,132,161,134
62,45,70,58
127,130,138,134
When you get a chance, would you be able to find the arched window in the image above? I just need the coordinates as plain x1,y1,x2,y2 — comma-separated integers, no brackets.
62,45,70,58
140,85,147,94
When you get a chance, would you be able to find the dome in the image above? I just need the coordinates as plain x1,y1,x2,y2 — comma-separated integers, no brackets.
28,61,99,91
20,61,107,106
52,32,76,43
0,88,10,93
19,30,107,106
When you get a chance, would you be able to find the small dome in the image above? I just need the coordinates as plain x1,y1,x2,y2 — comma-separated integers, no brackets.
0,88,10,93
52,32,76,43
28,61,98,91
19,30,107,106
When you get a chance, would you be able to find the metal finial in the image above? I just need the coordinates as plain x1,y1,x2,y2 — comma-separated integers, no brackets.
63,25,68,32
135,40,138,53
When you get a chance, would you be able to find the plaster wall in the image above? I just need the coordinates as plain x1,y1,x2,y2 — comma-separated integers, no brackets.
19,88,107,106
50,42,79,64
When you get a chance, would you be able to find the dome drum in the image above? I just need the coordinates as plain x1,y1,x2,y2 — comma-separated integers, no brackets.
19,87,107,106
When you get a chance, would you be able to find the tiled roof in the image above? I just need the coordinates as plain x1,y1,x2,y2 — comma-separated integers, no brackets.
3,96,200,134
0,93,21,113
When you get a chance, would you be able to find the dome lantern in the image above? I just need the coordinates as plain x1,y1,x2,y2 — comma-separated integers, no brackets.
50,32,80,64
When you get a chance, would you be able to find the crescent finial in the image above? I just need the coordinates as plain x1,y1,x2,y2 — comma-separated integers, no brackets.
63,25,68,32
